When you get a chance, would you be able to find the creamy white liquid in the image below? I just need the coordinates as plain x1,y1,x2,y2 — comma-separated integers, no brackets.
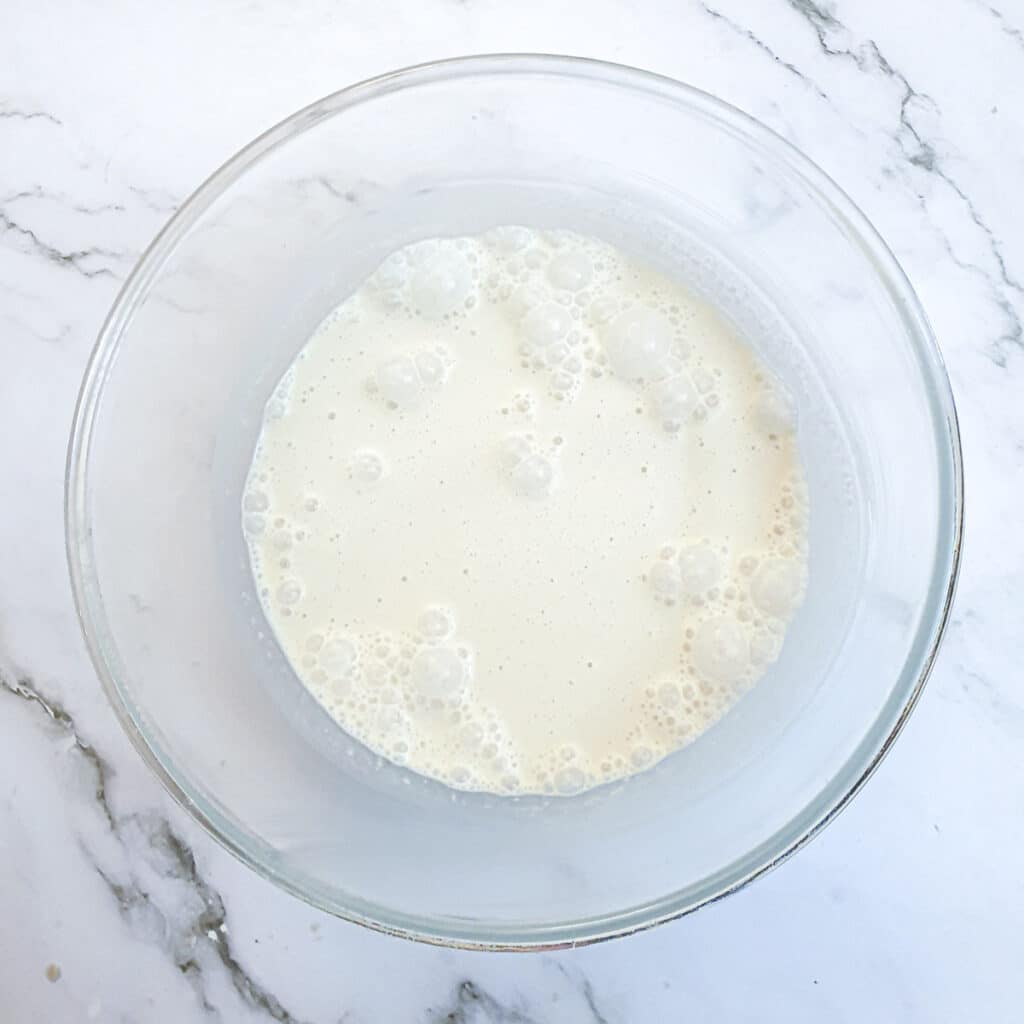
244,228,808,796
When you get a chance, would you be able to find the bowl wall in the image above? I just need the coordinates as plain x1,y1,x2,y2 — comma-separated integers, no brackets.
68,56,962,947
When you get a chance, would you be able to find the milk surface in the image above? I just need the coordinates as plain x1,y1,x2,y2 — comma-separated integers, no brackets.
243,228,808,796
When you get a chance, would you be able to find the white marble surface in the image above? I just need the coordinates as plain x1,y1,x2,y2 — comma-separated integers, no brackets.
2,0,1022,1020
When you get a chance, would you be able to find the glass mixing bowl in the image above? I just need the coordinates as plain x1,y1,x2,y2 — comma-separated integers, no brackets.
66,55,963,949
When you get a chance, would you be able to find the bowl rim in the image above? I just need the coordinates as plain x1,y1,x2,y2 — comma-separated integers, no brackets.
65,52,964,951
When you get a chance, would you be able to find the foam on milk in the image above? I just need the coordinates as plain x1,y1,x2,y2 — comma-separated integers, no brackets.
243,228,809,796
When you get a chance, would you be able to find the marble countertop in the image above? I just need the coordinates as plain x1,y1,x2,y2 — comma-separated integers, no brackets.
3,1,1022,1020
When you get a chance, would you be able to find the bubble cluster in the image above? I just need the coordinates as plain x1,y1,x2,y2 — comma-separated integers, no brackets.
485,225,532,253
692,616,749,684
408,253,473,318
375,355,422,409
648,557,683,603
546,250,593,291
273,598,519,784
242,225,811,798
750,558,802,617
368,237,479,318
678,544,722,596
374,345,454,411
649,372,698,433
411,647,467,700
641,512,807,718
242,487,270,538
479,228,728,433
648,542,722,604
603,308,674,381
497,433,558,499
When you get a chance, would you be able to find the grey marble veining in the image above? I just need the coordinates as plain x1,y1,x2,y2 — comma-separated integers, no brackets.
2,1,1022,1020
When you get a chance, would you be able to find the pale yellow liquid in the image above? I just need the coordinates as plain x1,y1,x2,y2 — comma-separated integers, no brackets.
244,228,808,796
